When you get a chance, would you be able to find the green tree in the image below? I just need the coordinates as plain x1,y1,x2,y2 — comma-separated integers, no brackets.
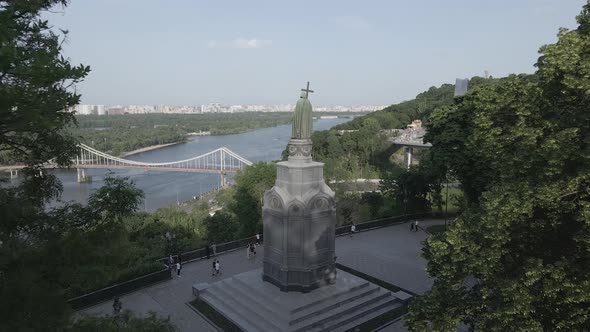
229,162,277,238
0,0,89,201
380,167,434,214
0,3,180,330
361,191,384,220
0,1,90,329
407,4,590,330
88,174,145,222
202,211,238,243
335,192,362,225
68,311,176,332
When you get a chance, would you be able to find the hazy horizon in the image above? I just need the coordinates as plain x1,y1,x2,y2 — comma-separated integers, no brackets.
48,0,585,106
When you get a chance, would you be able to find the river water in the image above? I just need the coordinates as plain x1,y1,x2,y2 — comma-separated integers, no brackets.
50,118,349,211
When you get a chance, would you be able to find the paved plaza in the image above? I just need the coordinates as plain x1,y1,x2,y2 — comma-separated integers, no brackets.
82,219,443,331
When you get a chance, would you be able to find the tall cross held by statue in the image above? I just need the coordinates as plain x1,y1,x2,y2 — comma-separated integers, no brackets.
301,81,314,98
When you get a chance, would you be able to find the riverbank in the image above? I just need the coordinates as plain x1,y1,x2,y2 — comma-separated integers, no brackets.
120,142,183,157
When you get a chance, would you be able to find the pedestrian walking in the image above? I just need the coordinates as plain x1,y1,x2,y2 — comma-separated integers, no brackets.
410,221,414,231
212,243,217,257
176,262,181,277
214,260,221,276
350,223,356,238
246,243,251,259
205,244,211,259
250,243,256,257
112,297,122,314
414,220,419,232
255,233,261,245
211,260,216,276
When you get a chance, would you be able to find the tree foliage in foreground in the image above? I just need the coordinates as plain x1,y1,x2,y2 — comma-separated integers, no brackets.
407,4,590,331
229,162,277,238
0,0,89,171
68,311,175,332
0,1,89,329
0,2,181,330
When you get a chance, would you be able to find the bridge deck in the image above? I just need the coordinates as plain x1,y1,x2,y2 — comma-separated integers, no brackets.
0,164,242,173
0,144,253,173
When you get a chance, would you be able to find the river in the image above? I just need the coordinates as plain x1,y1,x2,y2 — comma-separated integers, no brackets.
50,118,349,211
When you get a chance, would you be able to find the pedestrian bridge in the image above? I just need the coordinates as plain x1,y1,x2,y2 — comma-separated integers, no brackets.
0,143,253,186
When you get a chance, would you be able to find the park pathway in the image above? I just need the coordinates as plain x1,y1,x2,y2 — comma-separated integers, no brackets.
81,219,444,331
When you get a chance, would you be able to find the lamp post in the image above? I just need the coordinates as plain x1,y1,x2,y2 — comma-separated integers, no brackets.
165,231,177,255
444,176,449,227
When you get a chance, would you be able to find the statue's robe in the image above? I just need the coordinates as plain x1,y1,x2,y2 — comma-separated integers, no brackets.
292,97,313,139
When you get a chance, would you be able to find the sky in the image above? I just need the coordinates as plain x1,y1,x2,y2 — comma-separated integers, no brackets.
48,0,586,106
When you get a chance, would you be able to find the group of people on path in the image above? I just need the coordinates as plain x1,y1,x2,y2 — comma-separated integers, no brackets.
247,242,257,259
246,233,261,259
166,233,263,280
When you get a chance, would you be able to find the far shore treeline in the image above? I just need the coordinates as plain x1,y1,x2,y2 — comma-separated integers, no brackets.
71,112,296,157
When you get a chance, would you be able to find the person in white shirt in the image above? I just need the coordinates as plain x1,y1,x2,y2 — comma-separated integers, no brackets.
350,223,357,238
214,260,221,276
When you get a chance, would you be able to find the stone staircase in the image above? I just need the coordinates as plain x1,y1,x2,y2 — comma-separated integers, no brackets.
197,269,407,332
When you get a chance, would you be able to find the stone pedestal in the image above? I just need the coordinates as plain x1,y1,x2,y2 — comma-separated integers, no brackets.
193,268,408,332
262,139,336,292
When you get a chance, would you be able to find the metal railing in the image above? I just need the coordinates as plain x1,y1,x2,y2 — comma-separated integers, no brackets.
335,211,453,235
67,266,171,310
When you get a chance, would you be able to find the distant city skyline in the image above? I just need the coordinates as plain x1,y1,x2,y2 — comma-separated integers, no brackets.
48,0,585,106
72,103,385,115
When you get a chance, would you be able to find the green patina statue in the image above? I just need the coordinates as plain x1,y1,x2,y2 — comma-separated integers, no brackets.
292,82,314,139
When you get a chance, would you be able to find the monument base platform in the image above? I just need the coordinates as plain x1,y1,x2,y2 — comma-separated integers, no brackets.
192,268,411,332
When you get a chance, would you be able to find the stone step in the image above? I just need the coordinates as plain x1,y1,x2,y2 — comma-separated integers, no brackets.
291,282,371,315
219,279,287,329
231,273,291,313
290,284,379,326
199,291,259,332
329,301,403,332
210,282,283,332
291,288,393,332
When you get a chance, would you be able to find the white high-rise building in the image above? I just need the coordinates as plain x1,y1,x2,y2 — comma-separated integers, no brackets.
76,104,93,115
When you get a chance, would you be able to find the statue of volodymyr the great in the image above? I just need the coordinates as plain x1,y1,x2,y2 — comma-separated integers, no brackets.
291,82,314,139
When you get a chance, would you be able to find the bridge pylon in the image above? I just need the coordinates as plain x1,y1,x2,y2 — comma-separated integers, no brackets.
77,168,92,183
405,147,413,170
